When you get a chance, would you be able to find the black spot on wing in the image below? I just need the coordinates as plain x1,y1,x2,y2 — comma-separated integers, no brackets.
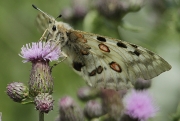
130,44,138,48
89,69,96,76
128,49,141,56
97,66,103,74
117,42,127,48
97,36,106,42
72,61,84,71
134,50,141,56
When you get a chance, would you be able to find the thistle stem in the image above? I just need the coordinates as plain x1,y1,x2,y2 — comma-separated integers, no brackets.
39,111,44,121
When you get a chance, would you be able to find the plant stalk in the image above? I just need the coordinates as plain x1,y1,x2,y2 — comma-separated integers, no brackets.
39,111,44,121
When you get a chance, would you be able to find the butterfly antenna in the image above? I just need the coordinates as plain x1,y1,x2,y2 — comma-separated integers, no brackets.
32,4,51,19
55,14,62,20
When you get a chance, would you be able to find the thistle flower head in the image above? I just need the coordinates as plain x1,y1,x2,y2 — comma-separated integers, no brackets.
95,0,144,19
6,82,29,103
84,100,104,119
58,96,84,121
34,93,54,113
19,42,60,96
61,0,89,20
123,90,158,121
59,96,74,109
19,41,60,63
77,86,99,101
101,89,124,120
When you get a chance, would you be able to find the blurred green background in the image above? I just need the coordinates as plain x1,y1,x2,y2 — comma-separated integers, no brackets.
0,0,180,121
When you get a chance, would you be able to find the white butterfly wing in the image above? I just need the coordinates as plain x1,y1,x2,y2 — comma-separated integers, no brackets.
62,30,171,90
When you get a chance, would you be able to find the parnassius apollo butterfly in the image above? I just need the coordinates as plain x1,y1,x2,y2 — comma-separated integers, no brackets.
33,5,171,90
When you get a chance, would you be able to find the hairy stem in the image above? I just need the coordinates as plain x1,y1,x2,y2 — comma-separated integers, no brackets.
39,111,44,121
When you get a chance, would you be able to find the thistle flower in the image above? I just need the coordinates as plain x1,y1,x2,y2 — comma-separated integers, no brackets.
95,0,144,19
6,82,29,103
19,42,60,63
58,96,84,121
101,89,124,120
19,42,61,96
61,0,90,21
84,100,104,119
77,86,99,101
123,90,158,121
95,0,128,19
34,93,54,113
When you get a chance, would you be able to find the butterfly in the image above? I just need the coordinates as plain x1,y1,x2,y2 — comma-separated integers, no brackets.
32,5,171,90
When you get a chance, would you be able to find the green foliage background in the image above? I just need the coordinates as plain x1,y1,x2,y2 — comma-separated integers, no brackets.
0,0,179,121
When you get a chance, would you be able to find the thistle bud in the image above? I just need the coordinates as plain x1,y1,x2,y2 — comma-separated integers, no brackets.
84,100,104,119
61,0,90,21
34,93,54,113
101,89,124,120
58,96,84,121
95,0,128,19
95,0,144,19
6,82,29,103
77,86,99,101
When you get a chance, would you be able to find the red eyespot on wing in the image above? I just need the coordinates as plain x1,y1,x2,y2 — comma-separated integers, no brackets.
98,43,110,52
109,61,122,73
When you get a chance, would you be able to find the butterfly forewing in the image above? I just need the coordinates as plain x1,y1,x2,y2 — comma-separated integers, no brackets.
35,13,50,33
35,12,171,90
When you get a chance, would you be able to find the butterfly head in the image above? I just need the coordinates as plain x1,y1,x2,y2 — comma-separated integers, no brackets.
33,4,73,47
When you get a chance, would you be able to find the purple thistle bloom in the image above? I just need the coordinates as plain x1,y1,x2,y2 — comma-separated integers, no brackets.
123,90,158,121
19,41,60,96
19,41,61,63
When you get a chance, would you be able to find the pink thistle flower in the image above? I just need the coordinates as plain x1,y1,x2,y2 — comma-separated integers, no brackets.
19,41,60,63
123,90,158,121
19,41,61,96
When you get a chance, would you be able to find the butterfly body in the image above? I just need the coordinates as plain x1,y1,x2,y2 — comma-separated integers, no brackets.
35,7,171,90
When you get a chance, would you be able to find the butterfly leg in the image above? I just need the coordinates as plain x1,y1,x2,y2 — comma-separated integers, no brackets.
42,38,59,54
39,29,48,41
50,52,68,71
